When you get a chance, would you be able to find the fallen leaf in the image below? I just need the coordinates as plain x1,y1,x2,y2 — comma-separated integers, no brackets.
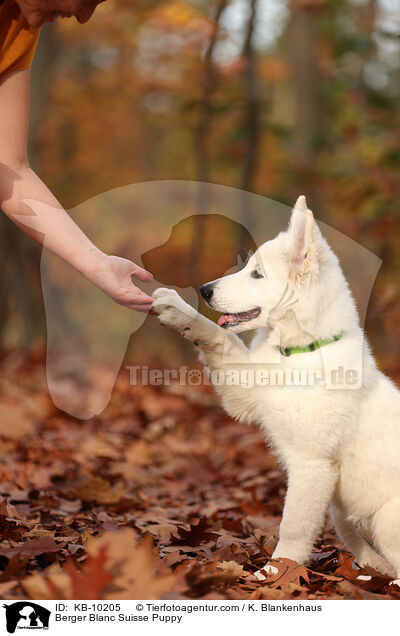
63,476,125,504
171,517,218,547
215,561,249,580
0,536,62,559
86,528,177,599
256,558,310,590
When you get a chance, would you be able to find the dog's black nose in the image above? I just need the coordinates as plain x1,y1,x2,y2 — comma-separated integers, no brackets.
200,283,214,302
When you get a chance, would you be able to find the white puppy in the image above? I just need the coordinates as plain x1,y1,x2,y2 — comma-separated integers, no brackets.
152,196,400,581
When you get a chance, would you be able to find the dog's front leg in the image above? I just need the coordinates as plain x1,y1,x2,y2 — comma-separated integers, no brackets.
255,458,338,579
152,288,247,362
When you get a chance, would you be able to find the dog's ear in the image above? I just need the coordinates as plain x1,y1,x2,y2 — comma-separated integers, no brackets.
287,195,321,278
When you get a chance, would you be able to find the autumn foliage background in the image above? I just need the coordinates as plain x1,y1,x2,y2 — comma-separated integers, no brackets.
0,0,400,600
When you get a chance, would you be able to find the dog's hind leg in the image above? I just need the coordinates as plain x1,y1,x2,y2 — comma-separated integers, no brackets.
330,503,394,576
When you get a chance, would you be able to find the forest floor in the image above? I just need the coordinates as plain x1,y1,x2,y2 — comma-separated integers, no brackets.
0,348,399,601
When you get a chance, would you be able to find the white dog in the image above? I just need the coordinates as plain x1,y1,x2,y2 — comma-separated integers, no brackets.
152,196,400,582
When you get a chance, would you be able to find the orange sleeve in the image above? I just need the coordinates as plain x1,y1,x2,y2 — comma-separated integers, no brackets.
0,0,41,80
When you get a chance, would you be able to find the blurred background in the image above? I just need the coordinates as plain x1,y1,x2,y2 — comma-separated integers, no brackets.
2,1,400,599
1,0,400,380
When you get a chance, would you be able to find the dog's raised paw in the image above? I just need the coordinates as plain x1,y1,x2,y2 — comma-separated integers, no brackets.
254,563,279,581
152,287,181,306
153,288,188,314
153,287,178,299
152,288,197,332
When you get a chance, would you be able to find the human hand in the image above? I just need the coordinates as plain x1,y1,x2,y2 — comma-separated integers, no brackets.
87,254,154,312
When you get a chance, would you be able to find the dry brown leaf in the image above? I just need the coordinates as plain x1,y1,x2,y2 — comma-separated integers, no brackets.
186,561,250,593
85,528,177,599
171,517,218,547
143,523,177,540
333,551,359,580
22,563,72,600
215,561,249,580
257,558,310,590
0,536,62,559
22,529,177,600
0,581,18,598
65,476,125,504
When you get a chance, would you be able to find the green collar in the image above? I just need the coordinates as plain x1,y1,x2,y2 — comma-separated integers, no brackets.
280,331,343,357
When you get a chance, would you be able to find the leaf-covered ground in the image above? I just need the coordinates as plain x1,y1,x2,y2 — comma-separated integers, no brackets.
0,349,399,601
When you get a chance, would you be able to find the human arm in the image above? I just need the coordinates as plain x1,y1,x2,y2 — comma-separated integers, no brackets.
0,67,154,312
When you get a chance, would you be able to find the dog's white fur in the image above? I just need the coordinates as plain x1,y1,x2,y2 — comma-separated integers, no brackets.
152,196,400,581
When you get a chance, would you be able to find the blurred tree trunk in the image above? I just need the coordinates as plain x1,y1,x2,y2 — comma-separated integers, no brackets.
238,0,261,248
241,0,260,193
290,3,320,169
0,218,42,345
357,0,377,91
191,0,227,285
289,1,325,212
0,25,58,347
194,0,227,189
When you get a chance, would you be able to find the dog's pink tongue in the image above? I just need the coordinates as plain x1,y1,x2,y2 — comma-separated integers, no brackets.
218,314,233,326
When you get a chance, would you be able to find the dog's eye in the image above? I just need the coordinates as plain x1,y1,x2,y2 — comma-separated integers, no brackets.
251,269,264,279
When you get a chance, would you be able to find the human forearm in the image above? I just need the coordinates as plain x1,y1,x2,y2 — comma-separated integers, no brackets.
0,163,106,276
0,163,154,311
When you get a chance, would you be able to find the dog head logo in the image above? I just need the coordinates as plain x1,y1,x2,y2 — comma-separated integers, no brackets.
142,213,257,289
3,602,50,633
24,182,380,415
